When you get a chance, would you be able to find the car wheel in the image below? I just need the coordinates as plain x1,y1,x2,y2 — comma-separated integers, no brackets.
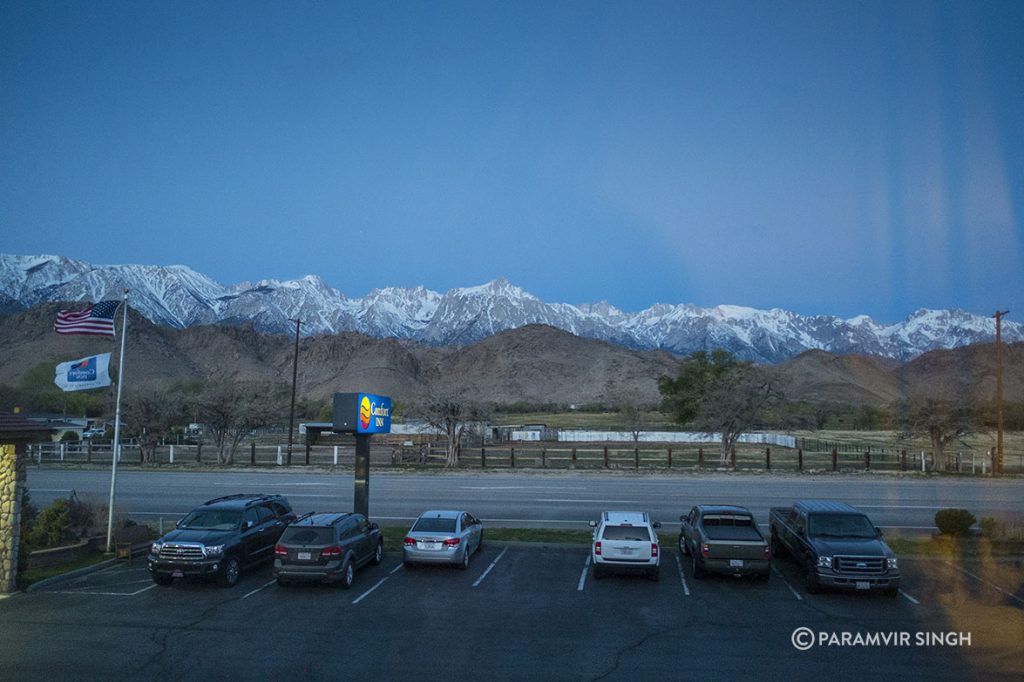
371,541,383,566
152,573,173,586
459,545,470,571
770,533,786,558
804,560,821,594
679,537,689,556
218,556,241,588
691,552,706,579
338,558,355,589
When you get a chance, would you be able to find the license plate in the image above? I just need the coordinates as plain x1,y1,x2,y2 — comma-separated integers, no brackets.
619,547,635,554
172,569,183,578
856,581,871,590
729,559,744,568
298,551,312,561
419,542,441,550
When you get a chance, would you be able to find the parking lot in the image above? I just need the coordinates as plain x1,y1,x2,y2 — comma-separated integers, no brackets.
2,543,1022,681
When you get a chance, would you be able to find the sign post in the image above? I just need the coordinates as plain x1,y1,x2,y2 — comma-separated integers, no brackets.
333,392,391,518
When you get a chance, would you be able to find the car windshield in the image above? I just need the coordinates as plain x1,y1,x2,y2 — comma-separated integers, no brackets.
179,510,241,531
412,517,458,533
808,514,877,539
601,525,651,542
280,527,334,545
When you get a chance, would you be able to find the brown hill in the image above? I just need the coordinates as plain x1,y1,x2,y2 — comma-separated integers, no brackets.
2,305,1020,409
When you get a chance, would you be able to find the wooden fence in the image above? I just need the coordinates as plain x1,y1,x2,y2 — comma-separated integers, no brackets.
25,440,1024,475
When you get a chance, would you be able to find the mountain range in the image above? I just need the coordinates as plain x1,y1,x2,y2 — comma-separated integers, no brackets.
2,253,1020,363
3,305,1019,408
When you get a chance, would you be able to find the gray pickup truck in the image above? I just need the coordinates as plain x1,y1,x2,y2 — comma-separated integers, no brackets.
679,505,771,580
769,500,900,596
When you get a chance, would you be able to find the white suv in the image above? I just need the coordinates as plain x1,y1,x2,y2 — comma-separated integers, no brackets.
589,511,661,581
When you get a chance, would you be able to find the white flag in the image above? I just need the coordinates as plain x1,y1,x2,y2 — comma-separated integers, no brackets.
55,353,112,392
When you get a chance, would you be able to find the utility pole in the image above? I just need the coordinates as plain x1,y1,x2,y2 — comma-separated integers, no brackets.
994,310,1009,474
286,319,301,466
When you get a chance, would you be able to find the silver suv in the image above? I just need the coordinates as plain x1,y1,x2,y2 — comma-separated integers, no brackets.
589,511,661,581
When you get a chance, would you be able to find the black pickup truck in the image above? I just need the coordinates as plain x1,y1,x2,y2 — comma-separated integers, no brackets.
769,500,900,596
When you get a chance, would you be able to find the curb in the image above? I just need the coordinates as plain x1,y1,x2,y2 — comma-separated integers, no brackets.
25,557,120,593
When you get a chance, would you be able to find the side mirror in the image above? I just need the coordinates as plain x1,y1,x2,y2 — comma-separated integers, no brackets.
876,527,884,538
588,520,597,528
679,515,687,523
243,520,254,530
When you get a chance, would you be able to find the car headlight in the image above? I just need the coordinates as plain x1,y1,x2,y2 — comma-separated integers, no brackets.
886,557,898,570
204,544,225,558
150,542,163,555
817,556,833,569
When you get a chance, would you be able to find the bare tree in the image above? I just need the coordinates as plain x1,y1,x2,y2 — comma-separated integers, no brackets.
618,400,648,442
411,392,489,467
893,398,974,462
122,387,185,462
196,380,286,464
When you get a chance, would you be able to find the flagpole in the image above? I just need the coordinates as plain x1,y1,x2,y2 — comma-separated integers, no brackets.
106,290,129,553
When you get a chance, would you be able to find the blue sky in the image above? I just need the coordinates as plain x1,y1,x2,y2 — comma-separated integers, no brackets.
2,1,1022,323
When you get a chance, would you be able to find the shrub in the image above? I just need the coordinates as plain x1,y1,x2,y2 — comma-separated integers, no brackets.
25,498,72,548
979,516,1004,539
934,508,977,536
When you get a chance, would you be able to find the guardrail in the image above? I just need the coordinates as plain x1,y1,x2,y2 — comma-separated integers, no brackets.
25,441,1024,474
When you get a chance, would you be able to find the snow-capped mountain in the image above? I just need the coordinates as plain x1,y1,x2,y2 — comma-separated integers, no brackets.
1,254,1020,362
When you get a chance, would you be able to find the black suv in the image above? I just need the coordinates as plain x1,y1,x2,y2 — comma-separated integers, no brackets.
148,494,296,587
273,512,384,589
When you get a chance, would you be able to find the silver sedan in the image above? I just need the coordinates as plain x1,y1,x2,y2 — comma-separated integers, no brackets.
402,510,483,570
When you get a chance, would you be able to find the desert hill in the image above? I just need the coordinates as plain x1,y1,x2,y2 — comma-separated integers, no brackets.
1,305,1020,408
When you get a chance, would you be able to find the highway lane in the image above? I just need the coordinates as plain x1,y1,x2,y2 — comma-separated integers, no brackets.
25,467,1024,533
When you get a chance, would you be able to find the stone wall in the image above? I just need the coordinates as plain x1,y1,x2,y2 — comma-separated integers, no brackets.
1,442,27,592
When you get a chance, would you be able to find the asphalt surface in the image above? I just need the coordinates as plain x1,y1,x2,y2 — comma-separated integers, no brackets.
2,541,1022,681
24,467,1024,533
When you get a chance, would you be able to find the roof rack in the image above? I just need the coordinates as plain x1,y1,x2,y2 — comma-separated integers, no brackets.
203,493,277,505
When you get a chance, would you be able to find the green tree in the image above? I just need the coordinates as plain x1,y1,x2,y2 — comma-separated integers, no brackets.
659,350,781,463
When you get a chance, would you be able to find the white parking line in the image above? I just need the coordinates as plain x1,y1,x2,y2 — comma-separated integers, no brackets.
352,577,388,604
672,555,691,596
577,555,591,591
772,565,803,601
49,584,158,597
473,547,509,587
389,564,404,575
946,562,1024,606
900,589,920,604
241,579,276,600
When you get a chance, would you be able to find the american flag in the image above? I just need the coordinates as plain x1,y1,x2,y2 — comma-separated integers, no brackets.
54,300,120,336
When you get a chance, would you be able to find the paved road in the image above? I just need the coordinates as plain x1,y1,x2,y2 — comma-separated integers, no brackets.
25,467,1024,532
